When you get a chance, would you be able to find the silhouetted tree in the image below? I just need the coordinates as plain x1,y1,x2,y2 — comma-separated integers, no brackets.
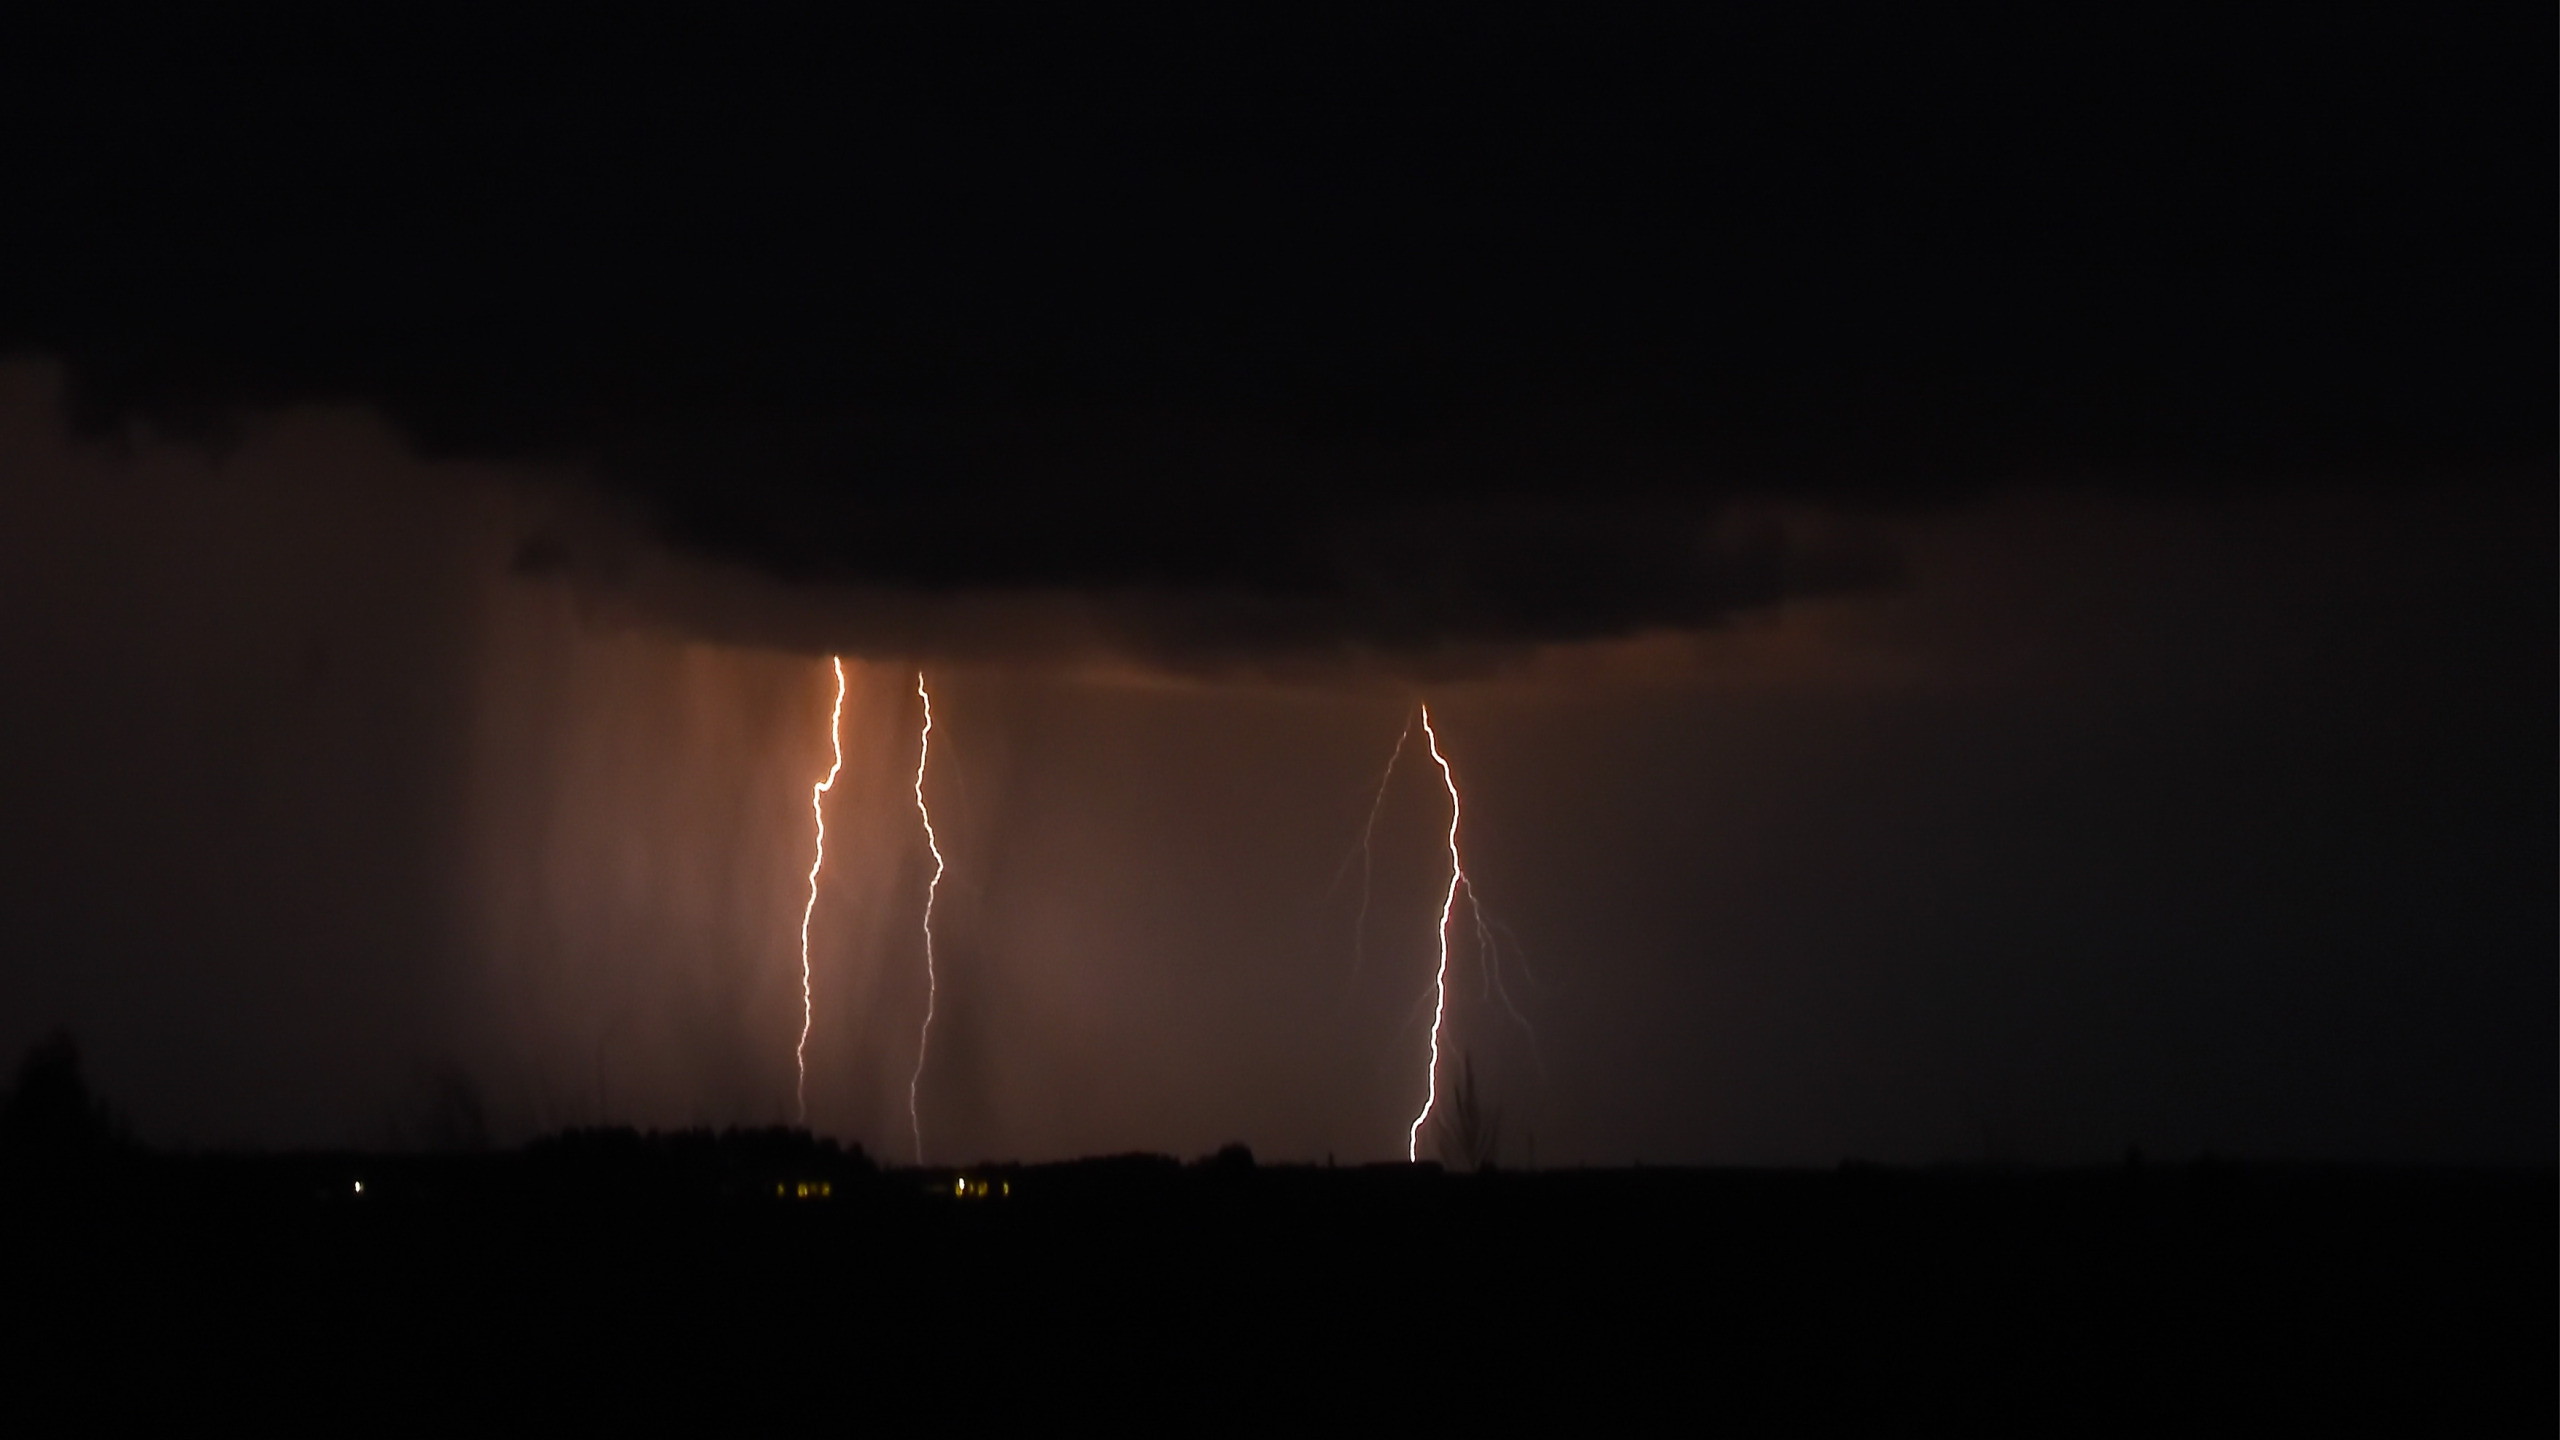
418,1070,490,1152
390,1064,491,1152
0,1030,126,1163
1434,1053,1500,1172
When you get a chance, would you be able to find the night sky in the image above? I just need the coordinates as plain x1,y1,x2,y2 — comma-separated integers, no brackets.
0,6,2547,1164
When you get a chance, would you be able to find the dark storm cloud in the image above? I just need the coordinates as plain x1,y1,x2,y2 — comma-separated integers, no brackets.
0,5,2547,654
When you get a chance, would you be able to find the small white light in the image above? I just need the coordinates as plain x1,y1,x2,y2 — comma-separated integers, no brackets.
352,1181,363,1195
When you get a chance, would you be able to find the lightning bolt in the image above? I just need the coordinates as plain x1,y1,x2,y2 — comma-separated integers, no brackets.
1407,702,1467,1162
907,670,945,1165
1349,711,1414,987
796,657,847,1127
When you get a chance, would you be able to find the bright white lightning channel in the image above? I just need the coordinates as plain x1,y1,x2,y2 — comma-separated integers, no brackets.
1407,703,1468,1163
796,656,847,1127
907,671,945,1165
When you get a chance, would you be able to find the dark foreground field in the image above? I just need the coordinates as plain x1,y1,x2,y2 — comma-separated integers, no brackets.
6,1137,2550,1430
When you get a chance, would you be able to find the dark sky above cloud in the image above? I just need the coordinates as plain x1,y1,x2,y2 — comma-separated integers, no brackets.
0,8,2546,1161
0,3,2547,653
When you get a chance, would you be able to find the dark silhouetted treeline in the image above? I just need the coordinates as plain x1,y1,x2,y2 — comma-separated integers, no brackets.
2,1035,2549,1429
0,1029,129,1168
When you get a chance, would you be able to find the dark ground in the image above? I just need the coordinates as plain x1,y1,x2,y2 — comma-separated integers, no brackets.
5,1135,2549,1430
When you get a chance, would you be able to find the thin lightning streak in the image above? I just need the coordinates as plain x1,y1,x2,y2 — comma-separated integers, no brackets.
1472,885,1496,1002
1349,712,1415,986
1407,704,1466,1162
1479,912,1521,1020
1476,901,1552,1088
796,657,846,1127
907,671,945,1166
1317,714,1410,905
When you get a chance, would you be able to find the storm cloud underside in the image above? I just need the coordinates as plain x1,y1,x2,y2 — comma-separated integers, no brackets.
0,9,2547,1162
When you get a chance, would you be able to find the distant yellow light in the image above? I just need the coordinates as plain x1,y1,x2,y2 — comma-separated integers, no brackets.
955,1177,967,1196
